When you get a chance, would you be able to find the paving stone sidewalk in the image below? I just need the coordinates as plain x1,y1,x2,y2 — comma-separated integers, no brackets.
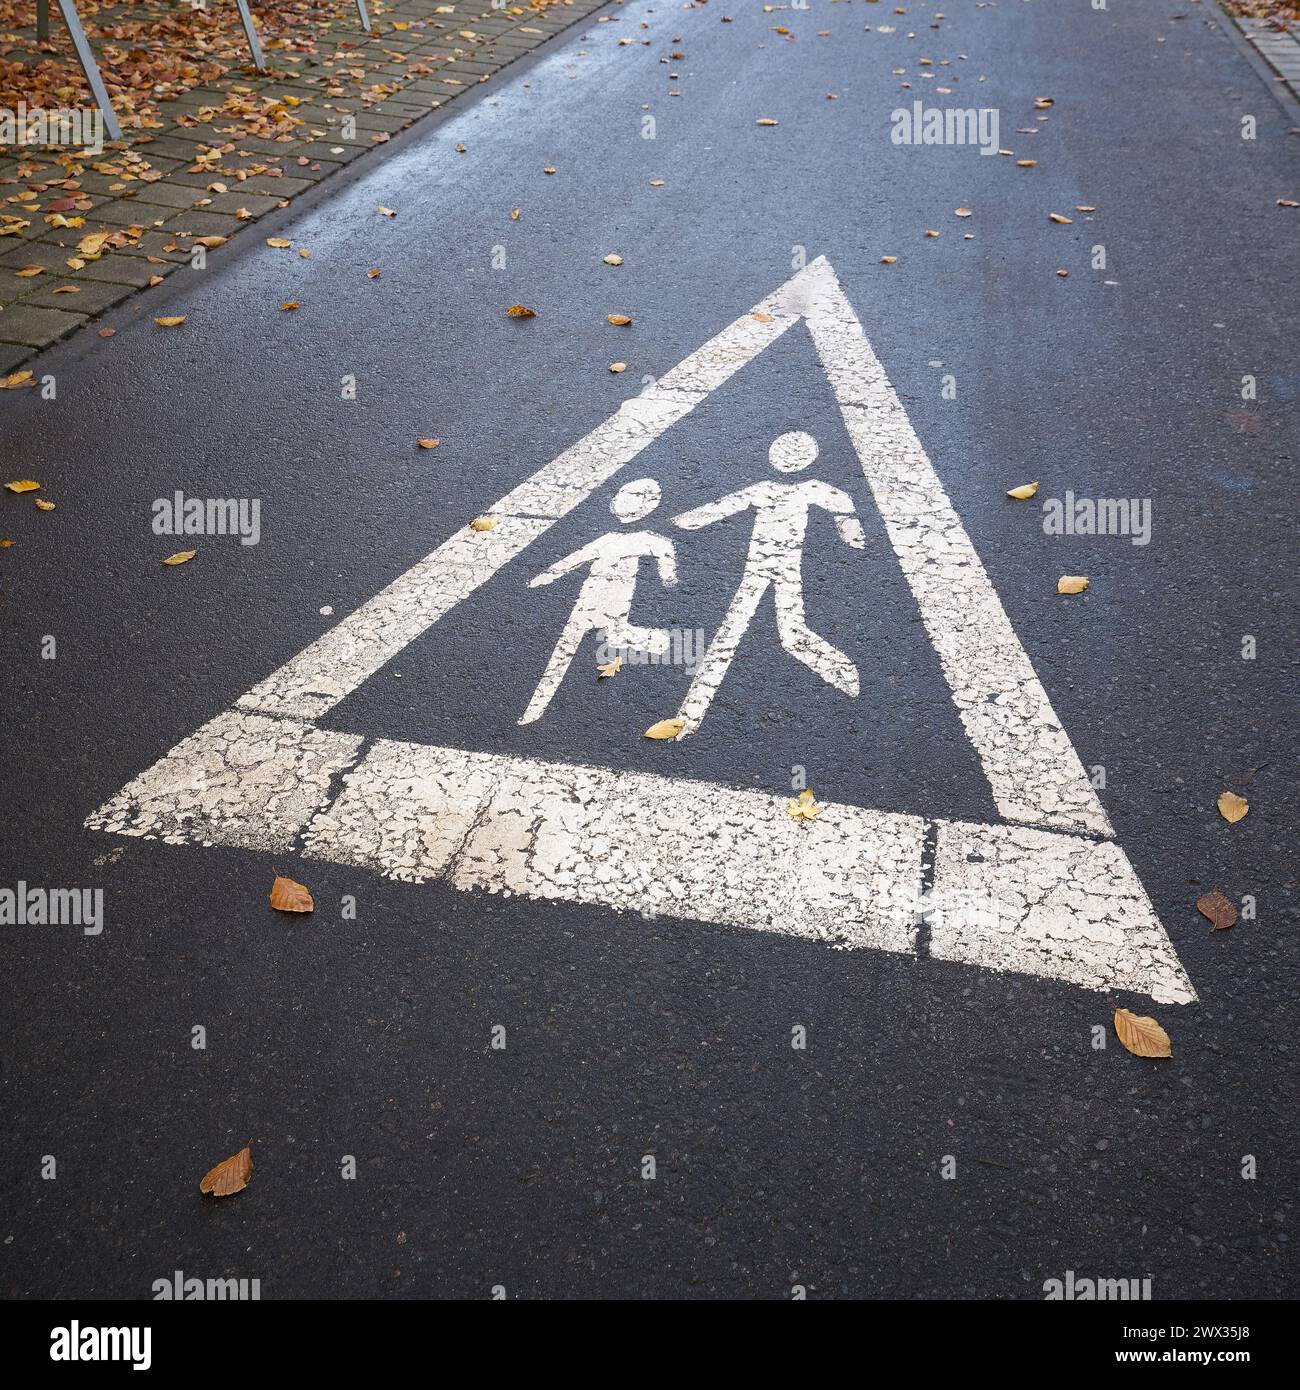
1230,12,1300,99
0,0,614,374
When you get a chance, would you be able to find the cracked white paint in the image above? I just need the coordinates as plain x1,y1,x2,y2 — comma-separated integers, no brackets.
85,257,1194,1004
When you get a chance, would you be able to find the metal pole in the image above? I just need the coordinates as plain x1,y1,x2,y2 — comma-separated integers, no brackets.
37,0,50,42
55,0,122,142
355,0,371,33
234,0,267,71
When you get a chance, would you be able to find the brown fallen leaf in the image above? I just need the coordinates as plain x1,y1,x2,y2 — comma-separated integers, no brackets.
15,265,44,277
154,316,186,328
200,1144,253,1198
954,207,972,217
880,255,897,264
52,285,80,295
607,313,633,326
0,539,12,547
1017,159,1037,168
148,276,164,287
753,311,775,323
4,479,40,492
597,655,623,678
1113,1007,1171,1058
1007,481,1039,499
417,438,440,450
98,327,116,339
543,166,557,174
1217,791,1248,824
280,301,300,311
506,304,536,317
377,205,397,217
367,268,382,279
644,717,685,740
34,498,55,512
1034,97,1055,109
1277,198,1299,208
162,550,196,565
1196,887,1238,932
510,208,521,220
270,873,313,913
649,179,666,187
1048,213,1073,224
756,117,779,126
469,516,497,532
787,788,824,822
1055,269,1069,278
194,236,227,249
1076,205,1097,213
1057,575,1088,594
266,237,291,248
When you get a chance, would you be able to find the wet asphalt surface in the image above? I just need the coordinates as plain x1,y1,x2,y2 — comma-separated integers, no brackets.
1,0,1297,1299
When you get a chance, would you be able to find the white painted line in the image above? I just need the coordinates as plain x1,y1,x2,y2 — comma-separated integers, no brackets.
85,257,1193,1004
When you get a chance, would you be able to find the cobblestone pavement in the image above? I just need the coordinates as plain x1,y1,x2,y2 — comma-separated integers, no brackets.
0,0,609,371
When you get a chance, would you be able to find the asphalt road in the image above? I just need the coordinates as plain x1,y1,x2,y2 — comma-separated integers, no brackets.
2,0,1297,1299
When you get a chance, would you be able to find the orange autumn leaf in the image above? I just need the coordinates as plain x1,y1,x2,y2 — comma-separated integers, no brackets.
269,873,313,913
1113,1008,1171,1059
199,1144,253,1197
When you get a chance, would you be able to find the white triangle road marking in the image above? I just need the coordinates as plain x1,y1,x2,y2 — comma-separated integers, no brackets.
85,259,1196,1005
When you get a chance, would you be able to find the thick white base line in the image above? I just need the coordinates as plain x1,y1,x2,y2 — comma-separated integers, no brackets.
85,711,1194,1005
85,257,1196,1004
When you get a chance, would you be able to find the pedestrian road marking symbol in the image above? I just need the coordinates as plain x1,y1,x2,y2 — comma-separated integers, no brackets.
86,258,1195,1006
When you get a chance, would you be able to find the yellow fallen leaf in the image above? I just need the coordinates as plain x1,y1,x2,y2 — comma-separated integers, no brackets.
506,304,536,317
787,788,824,822
609,362,627,373
469,516,497,532
597,655,623,678
367,267,381,279
5,479,40,492
163,550,196,565
649,179,665,187
418,438,440,449
1217,791,1248,824
14,265,43,277
753,311,774,322
603,253,623,265
266,237,291,248
1,372,36,391
756,118,779,126
954,207,972,217
377,205,397,217
199,1144,253,1198
1113,1008,1171,1059
280,301,300,311
194,235,227,248
34,498,55,511
1057,575,1088,594
1076,205,1096,212
543,166,557,174
644,717,685,740
298,249,310,259
270,873,313,912
924,229,940,238
1048,212,1073,224
510,208,521,220
1034,97,1055,109
1006,481,1039,499
607,313,633,326
1055,269,1069,278
154,316,186,328
148,276,164,287
1017,160,1037,168
880,255,897,264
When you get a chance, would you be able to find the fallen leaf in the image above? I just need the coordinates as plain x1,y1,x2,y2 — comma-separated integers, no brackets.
1057,575,1088,594
787,788,824,822
34,498,55,511
880,255,897,264
1048,212,1073,224
924,229,940,237
1,372,36,391
1217,791,1248,824
1034,97,1055,109
1076,205,1096,212
1278,199,1299,208
270,873,313,913
377,205,397,217
14,265,44,277
1196,887,1238,932
1113,1007,1171,1059
649,179,665,187
1017,160,1037,168
280,301,300,311
148,276,164,287
98,327,116,339
753,311,774,322
418,438,440,449
469,516,498,532
154,316,186,328
367,268,382,279
0,539,12,547
954,207,972,217
609,362,627,373
603,253,623,265
543,166,557,174
756,118,779,126
597,655,623,678
1055,269,1069,278
194,236,227,249
607,313,633,326
52,285,80,295
644,717,685,740
266,237,291,248
1006,482,1039,499
199,1144,253,1198
506,304,536,317
510,208,521,220
4,479,40,492
162,549,196,565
